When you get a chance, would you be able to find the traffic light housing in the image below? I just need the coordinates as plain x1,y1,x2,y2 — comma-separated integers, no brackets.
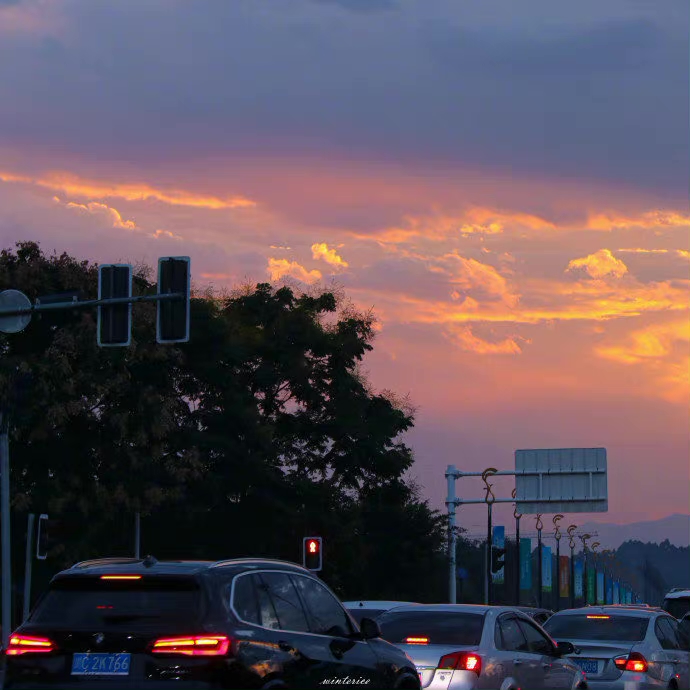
157,257,190,343
97,264,132,346
303,536,322,572
491,546,506,575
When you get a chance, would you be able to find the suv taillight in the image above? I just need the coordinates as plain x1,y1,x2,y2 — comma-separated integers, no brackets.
6,634,56,655
438,651,482,676
150,635,231,656
614,652,648,672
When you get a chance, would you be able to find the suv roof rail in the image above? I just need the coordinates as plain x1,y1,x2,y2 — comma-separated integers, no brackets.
71,557,143,569
209,557,306,570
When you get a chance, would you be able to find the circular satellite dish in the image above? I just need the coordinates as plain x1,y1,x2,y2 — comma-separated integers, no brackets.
0,290,32,334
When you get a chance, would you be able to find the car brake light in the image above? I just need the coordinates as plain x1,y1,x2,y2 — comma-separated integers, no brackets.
150,635,231,656
586,615,610,619
405,637,429,644
438,652,482,676
100,575,142,580
6,634,56,655
614,652,648,672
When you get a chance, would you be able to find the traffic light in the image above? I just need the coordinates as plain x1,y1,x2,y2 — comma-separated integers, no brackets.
157,257,191,343
98,264,132,346
491,547,506,575
303,536,322,572
36,514,50,560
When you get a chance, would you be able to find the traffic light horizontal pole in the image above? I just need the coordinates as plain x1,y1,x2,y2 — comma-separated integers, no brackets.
0,292,186,318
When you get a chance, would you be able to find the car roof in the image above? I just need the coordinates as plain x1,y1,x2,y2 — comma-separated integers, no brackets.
55,556,313,578
664,590,690,599
376,603,507,615
514,606,553,614
343,601,418,609
550,605,664,617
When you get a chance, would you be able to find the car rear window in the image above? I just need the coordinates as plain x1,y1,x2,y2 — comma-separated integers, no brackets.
30,576,202,630
347,609,385,624
544,615,649,641
663,597,690,620
378,611,484,646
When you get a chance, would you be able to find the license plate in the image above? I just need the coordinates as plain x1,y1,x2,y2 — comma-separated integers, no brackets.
574,658,598,674
71,653,131,676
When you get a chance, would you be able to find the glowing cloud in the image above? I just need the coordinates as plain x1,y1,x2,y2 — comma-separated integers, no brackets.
311,243,349,269
567,249,628,279
57,198,137,229
0,170,256,210
267,258,321,284
440,253,520,307
445,325,526,355
587,210,690,231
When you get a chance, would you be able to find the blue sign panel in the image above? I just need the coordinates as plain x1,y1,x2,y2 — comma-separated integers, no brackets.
520,538,532,590
542,545,552,592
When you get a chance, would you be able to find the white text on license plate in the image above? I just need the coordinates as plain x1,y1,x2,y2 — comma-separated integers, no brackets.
71,653,131,676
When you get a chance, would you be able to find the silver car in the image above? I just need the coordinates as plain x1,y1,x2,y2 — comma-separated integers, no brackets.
544,605,690,690
376,603,587,689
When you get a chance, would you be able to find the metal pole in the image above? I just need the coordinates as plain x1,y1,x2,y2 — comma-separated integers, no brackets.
23,513,35,622
486,502,492,605
1,410,12,648
446,466,457,604
555,538,560,611
515,515,520,606
536,514,543,608
570,544,575,608
134,512,141,559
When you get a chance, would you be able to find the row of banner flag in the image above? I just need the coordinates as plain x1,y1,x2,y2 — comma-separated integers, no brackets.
493,526,641,604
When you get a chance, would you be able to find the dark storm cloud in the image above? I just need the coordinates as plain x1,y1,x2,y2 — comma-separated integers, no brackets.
0,0,686,197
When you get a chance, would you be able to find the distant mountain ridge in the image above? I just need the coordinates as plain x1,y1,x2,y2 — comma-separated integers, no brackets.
578,513,690,551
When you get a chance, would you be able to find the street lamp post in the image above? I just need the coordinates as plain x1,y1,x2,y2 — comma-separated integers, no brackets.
512,488,521,606
536,514,543,608
553,514,563,611
567,525,577,609
580,533,591,604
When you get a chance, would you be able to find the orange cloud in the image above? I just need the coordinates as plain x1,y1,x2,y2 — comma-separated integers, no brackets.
59,199,137,230
587,210,690,231
617,248,670,254
567,249,628,279
595,320,690,402
267,258,321,284
363,206,556,245
311,242,348,269
0,169,256,210
445,325,526,355
440,253,520,307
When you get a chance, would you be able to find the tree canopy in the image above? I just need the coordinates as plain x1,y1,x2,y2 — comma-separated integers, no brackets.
0,241,447,606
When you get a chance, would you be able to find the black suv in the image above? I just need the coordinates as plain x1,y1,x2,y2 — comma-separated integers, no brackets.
4,556,420,689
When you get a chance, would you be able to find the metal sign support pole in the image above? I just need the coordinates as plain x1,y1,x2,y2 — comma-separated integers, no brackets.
1,410,11,648
23,513,35,622
536,515,543,608
446,466,458,604
134,512,141,559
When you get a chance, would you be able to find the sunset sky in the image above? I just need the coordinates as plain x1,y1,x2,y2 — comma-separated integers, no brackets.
1,0,688,534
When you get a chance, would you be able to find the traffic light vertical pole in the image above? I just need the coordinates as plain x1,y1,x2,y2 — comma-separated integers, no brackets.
22,513,35,622
445,466,457,604
1,409,11,648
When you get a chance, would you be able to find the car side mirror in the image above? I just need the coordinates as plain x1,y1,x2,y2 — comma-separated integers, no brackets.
555,641,576,656
359,617,382,640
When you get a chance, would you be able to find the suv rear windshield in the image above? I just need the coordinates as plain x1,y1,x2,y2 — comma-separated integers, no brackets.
544,615,649,641
378,611,484,646
663,597,690,620
347,609,387,624
30,576,202,630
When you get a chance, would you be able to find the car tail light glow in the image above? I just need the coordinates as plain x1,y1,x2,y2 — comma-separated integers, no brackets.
586,615,610,619
6,634,56,655
100,575,142,580
438,652,482,676
614,652,648,672
405,636,429,644
150,635,231,656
